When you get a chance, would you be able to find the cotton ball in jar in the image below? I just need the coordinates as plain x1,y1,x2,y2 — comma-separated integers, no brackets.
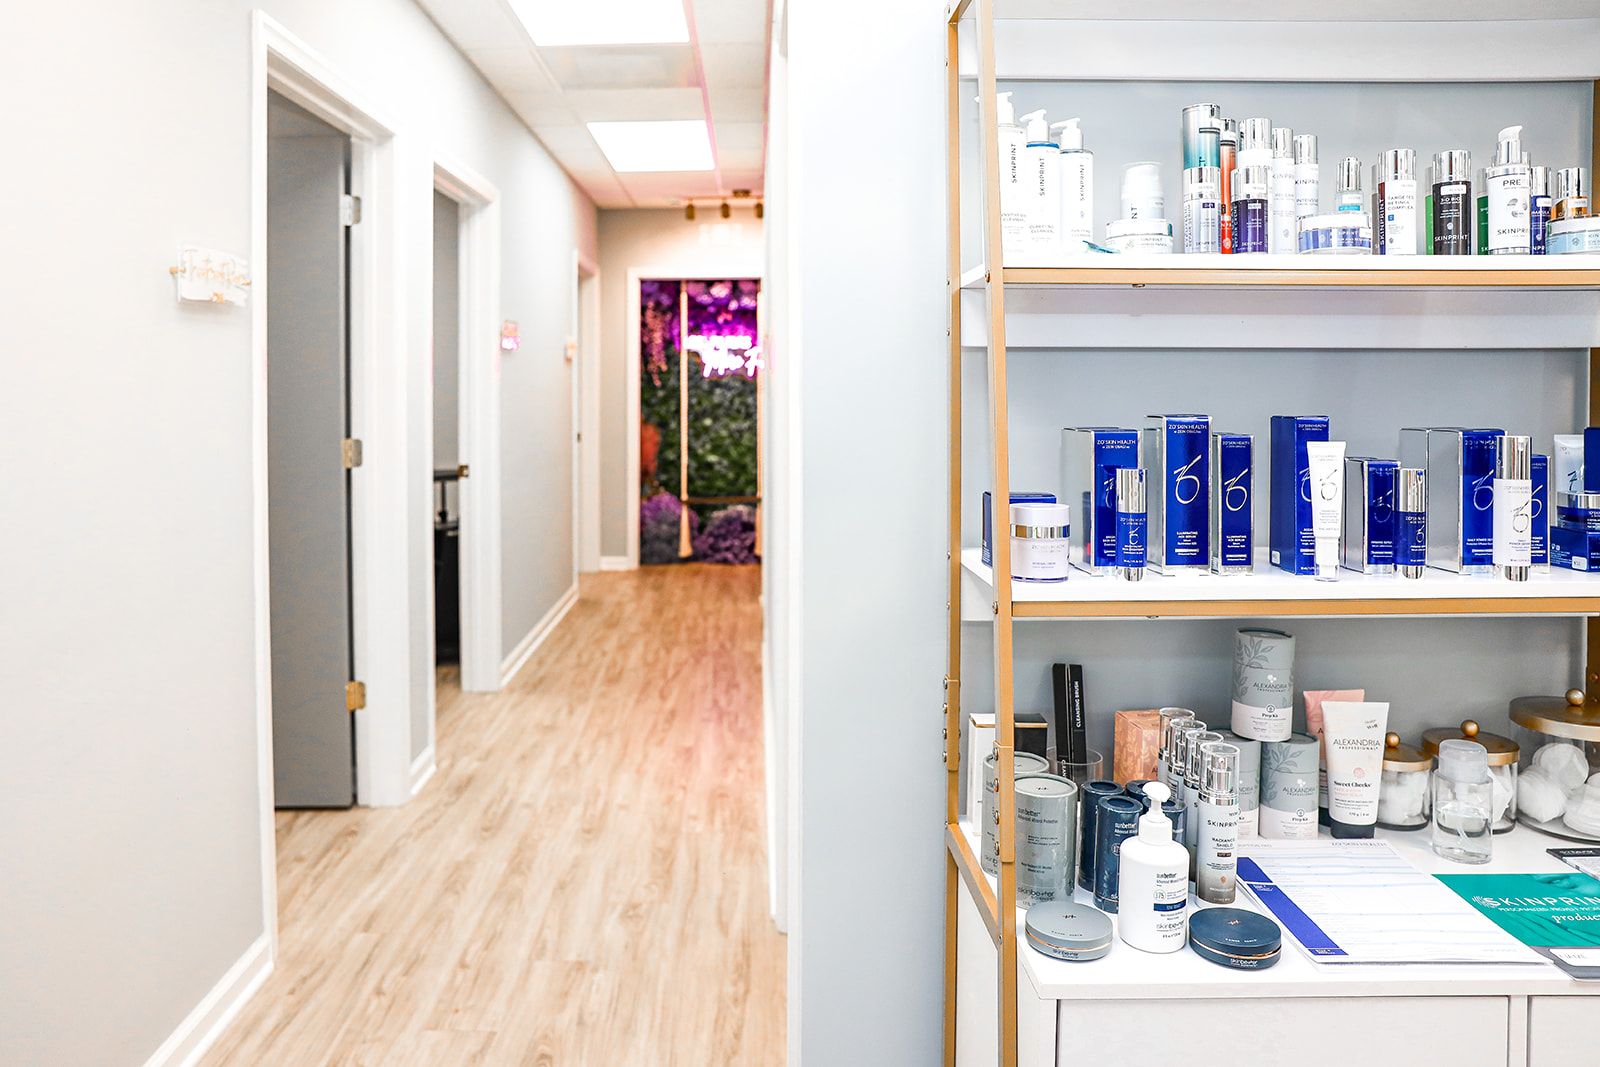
1378,767,1428,826
1519,769,1567,823
1533,742,1590,794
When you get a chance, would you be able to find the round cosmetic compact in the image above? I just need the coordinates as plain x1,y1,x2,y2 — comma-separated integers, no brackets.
1377,732,1431,831
1189,908,1281,971
1024,901,1113,963
1422,719,1520,834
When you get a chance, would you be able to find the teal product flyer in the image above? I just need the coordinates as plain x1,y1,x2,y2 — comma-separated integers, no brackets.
1437,872,1600,980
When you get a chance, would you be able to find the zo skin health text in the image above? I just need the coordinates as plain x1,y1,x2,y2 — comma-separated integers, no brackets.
1342,457,1398,575
1305,441,1346,581
1143,415,1210,573
1061,428,1139,575
1493,435,1533,581
1397,467,1427,579
1532,454,1549,568
1210,433,1253,574
1269,415,1331,575
1400,427,1504,573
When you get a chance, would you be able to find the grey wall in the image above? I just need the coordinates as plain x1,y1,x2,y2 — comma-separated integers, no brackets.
595,208,764,560
0,2,594,1062
433,191,460,469
788,0,948,1062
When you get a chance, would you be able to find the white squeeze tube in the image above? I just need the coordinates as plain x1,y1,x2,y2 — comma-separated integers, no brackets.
1305,441,1346,582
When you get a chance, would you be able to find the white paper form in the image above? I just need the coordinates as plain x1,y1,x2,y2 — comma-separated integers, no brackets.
1237,839,1543,965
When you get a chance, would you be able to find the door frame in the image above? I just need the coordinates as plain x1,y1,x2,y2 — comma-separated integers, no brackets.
432,158,503,696
576,253,602,574
252,12,415,905
624,268,766,569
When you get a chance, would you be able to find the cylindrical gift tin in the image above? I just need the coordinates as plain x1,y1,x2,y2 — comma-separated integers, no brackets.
1259,732,1320,839
1231,628,1295,741
1218,730,1262,838
1015,773,1079,906
1076,779,1124,891
1092,795,1143,913
981,750,1050,875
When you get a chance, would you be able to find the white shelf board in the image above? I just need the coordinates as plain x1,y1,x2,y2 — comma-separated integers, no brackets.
962,254,1600,288
961,548,1600,620
956,819,1600,1001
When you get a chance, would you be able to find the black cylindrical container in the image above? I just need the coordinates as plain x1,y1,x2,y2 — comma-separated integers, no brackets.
1092,795,1143,914
1432,150,1473,255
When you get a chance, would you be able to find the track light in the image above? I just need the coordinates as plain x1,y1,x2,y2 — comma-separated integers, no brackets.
720,201,731,219
685,202,695,220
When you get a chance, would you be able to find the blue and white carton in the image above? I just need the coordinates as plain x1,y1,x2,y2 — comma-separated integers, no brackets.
1143,415,1210,573
1060,428,1140,575
1269,415,1330,575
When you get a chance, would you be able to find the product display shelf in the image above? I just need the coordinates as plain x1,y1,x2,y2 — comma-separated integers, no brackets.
953,818,1598,1002
942,2,1600,1065
959,548,1600,621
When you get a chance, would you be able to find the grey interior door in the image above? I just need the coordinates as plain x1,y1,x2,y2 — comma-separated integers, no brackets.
267,94,355,808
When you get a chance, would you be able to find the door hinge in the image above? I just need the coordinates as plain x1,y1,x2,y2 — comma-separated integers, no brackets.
343,438,363,469
346,680,366,712
341,194,362,226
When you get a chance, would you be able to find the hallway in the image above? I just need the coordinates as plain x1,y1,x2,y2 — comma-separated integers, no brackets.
205,565,783,1065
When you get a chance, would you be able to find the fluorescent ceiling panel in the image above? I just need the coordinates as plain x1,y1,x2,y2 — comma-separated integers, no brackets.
588,120,713,172
509,0,689,46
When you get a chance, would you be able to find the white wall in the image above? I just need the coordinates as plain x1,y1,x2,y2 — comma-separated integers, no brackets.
0,3,594,1063
781,0,950,1063
595,208,765,562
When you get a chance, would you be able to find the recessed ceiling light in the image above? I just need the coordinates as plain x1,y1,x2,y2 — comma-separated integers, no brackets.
509,0,689,47
587,120,713,173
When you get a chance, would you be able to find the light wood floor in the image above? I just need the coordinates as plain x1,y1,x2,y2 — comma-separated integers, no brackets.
205,564,784,1066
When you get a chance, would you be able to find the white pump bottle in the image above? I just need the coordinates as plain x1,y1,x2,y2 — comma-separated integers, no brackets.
992,91,1026,263
1017,108,1061,265
1118,782,1190,953
1051,117,1093,253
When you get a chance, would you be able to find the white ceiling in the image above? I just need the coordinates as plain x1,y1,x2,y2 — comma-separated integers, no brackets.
416,0,771,208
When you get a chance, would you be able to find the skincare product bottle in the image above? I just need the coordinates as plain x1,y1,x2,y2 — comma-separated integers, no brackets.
1555,434,1585,495
1375,149,1419,255
1270,127,1296,254
992,91,1027,264
1220,119,1238,253
1237,118,1271,172
1018,109,1060,265
1531,165,1553,254
1120,161,1166,223
1182,166,1222,254
1493,435,1533,582
1397,467,1427,579
1117,782,1190,954
1431,739,1493,864
1196,742,1240,904
1093,794,1144,912
1432,150,1473,255
1217,730,1261,838
1293,133,1319,226
1336,157,1363,213
1143,414,1211,572
1052,118,1093,253
1484,126,1532,255
1323,700,1390,839
1156,707,1196,792
1230,166,1270,254
1115,467,1147,580
1183,729,1223,865
1210,432,1253,574
1010,502,1071,583
1553,167,1591,221
1305,441,1347,581
1181,103,1223,170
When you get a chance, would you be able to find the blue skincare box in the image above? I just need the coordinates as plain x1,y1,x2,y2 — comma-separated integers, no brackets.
1143,414,1210,573
1269,415,1330,575
1342,457,1398,574
1585,428,1600,493
1551,524,1600,571
1557,492,1600,533
1060,428,1140,574
1210,432,1253,574
1399,427,1503,574
982,490,1057,567
1533,454,1548,567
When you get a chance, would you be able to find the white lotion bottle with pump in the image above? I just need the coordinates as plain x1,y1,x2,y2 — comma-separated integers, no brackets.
1018,109,1060,266
1053,117,1093,254
1118,782,1189,954
991,91,1026,264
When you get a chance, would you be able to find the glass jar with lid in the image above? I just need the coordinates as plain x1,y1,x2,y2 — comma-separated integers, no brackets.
1509,691,1600,841
1420,720,1519,834
1377,732,1430,830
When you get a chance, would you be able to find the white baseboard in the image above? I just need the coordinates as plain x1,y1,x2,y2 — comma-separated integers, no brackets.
409,747,437,797
143,934,272,1067
499,582,579,687
598,555,632,571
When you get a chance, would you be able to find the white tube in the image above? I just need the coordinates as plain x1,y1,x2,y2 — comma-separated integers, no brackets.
1305,441,1346,581
1322,700,1390,839
1555,434,1585,496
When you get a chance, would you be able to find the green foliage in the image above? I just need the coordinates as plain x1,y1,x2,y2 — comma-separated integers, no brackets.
686,370,758,499
640,343,680,495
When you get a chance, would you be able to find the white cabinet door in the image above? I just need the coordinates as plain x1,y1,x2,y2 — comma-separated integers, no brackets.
1528,996,1600,1066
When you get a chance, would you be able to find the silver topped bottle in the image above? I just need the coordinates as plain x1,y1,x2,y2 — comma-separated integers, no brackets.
1196,742,1241,903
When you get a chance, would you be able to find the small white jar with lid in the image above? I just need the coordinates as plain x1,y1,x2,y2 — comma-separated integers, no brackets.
1010,502,1071,583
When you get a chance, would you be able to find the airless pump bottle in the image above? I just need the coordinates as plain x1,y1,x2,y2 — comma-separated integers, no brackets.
1118,782,1190,954
1196,742,1241,904
1293,134,1319,226
1375,149,1419,255
1494,435,1533,582
1270,127,1296,254
1485,126,1532,255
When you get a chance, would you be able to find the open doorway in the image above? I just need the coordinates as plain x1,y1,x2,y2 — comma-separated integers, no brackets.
266,91,357,809
432,190,463,698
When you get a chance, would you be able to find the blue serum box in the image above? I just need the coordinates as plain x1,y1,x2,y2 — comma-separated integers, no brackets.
982,490,1057,567
1342,457,1398,574
1586,428,1600,493
1143,415,1211,573
1400,427,1503,574
1210,432,1253,574
1552,524,1600,571
1533,454,1549,567
1060,428,1140,575
1269,415,1330,575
